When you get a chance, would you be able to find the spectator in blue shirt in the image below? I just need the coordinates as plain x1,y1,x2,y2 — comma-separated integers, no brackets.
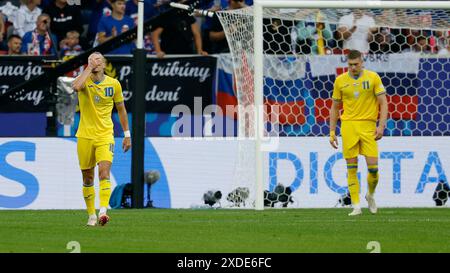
125,0,158,23
96,0,136,54
87,0,112,44
20,13,58,55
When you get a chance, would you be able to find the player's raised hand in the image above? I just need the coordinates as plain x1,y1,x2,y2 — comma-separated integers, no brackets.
122,137,131,152
374,126,384,141
329,130,338,149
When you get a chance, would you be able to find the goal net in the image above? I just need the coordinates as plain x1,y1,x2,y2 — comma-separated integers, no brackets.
216,1,450,209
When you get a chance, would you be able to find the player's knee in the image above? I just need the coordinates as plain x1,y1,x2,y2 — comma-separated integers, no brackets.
83,176,94,186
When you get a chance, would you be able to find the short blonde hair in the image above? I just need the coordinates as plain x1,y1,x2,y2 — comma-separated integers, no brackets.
91,52,107,64
66,31,80,39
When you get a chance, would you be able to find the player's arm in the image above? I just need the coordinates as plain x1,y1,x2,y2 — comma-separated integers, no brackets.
72,55,97,91
97,32,109,44
374,73,388,140
330,78,342,149
337,25,356,41
367,22,378,42
329,99,341,149
0,13,4,43
13,12,27,37
375,93,388,140
115,101,131,152
191,22,207,55
209,30,225,42
152,27,165,58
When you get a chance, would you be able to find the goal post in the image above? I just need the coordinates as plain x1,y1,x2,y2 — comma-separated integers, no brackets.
217,1,450,210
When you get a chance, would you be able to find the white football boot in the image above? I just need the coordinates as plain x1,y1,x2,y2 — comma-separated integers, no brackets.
86,215,98,226
366,194,378,214
348,204,362,216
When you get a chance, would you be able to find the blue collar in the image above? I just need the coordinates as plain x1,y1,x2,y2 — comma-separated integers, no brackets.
349,70,363,80
92,76,105,85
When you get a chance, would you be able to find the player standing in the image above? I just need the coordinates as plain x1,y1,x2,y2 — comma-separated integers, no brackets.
72,52,131,226
329,50,388,216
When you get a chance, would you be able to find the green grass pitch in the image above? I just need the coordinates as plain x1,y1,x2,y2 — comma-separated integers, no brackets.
0,208,449,253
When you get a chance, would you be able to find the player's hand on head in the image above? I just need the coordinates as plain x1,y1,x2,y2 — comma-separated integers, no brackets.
122,137,131,152
87,55,95,69
95,58,103,68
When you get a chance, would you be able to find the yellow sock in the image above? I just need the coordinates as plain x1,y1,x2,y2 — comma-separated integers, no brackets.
99,179,112,208
83,185,96,216
367,164,379,195
347,163,360,205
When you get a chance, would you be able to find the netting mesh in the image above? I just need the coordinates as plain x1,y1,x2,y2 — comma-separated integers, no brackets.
216,5,450,208
217,6,450,138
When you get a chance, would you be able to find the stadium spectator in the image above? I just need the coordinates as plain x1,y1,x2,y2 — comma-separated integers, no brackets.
336,9,377,53
13,0,42,38
60,30,82,56
369,10,403,54
0,12,8,53
293,10,333,55
43,0,83,45
404,29,433,52
437,44,449,54
198,0,221,55
0,12,5,44
434,30,449,52
125,0,157,23
151,1,207,58
96,0,135,54
20,13,58,55
437,39,450,55
369,28,393,54
87,0,112,44
39,0,52,9
7,34,23,55
209,0,247,54
403,35,432,54
213,0,253,8
263,18,294,55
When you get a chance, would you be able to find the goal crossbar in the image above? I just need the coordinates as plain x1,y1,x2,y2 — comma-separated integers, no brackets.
253,0,450,10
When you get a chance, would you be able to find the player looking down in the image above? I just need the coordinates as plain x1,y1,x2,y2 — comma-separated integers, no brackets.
329,49,388,216
72,52,131,226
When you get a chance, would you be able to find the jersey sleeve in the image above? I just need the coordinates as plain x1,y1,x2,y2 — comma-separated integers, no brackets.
373,73,386,96
332,78,342,101
113,80,124,103
78,77,91,92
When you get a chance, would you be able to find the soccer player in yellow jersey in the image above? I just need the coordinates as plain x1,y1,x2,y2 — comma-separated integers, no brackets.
329,50,388,216
72,52,131,226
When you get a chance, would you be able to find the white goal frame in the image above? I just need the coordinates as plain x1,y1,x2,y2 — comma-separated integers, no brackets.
253,0,450,210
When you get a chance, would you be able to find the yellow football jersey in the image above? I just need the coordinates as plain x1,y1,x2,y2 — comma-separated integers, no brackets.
332,69,386,121
75,75,124,140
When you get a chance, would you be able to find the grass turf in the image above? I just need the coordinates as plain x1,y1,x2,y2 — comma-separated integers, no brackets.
0,208,449,253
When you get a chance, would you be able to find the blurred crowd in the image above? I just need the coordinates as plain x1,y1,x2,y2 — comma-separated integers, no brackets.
266,8,450,56
0,0,448,57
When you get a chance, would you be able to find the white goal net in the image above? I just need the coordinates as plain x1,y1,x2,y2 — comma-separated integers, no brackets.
216,1,450,209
